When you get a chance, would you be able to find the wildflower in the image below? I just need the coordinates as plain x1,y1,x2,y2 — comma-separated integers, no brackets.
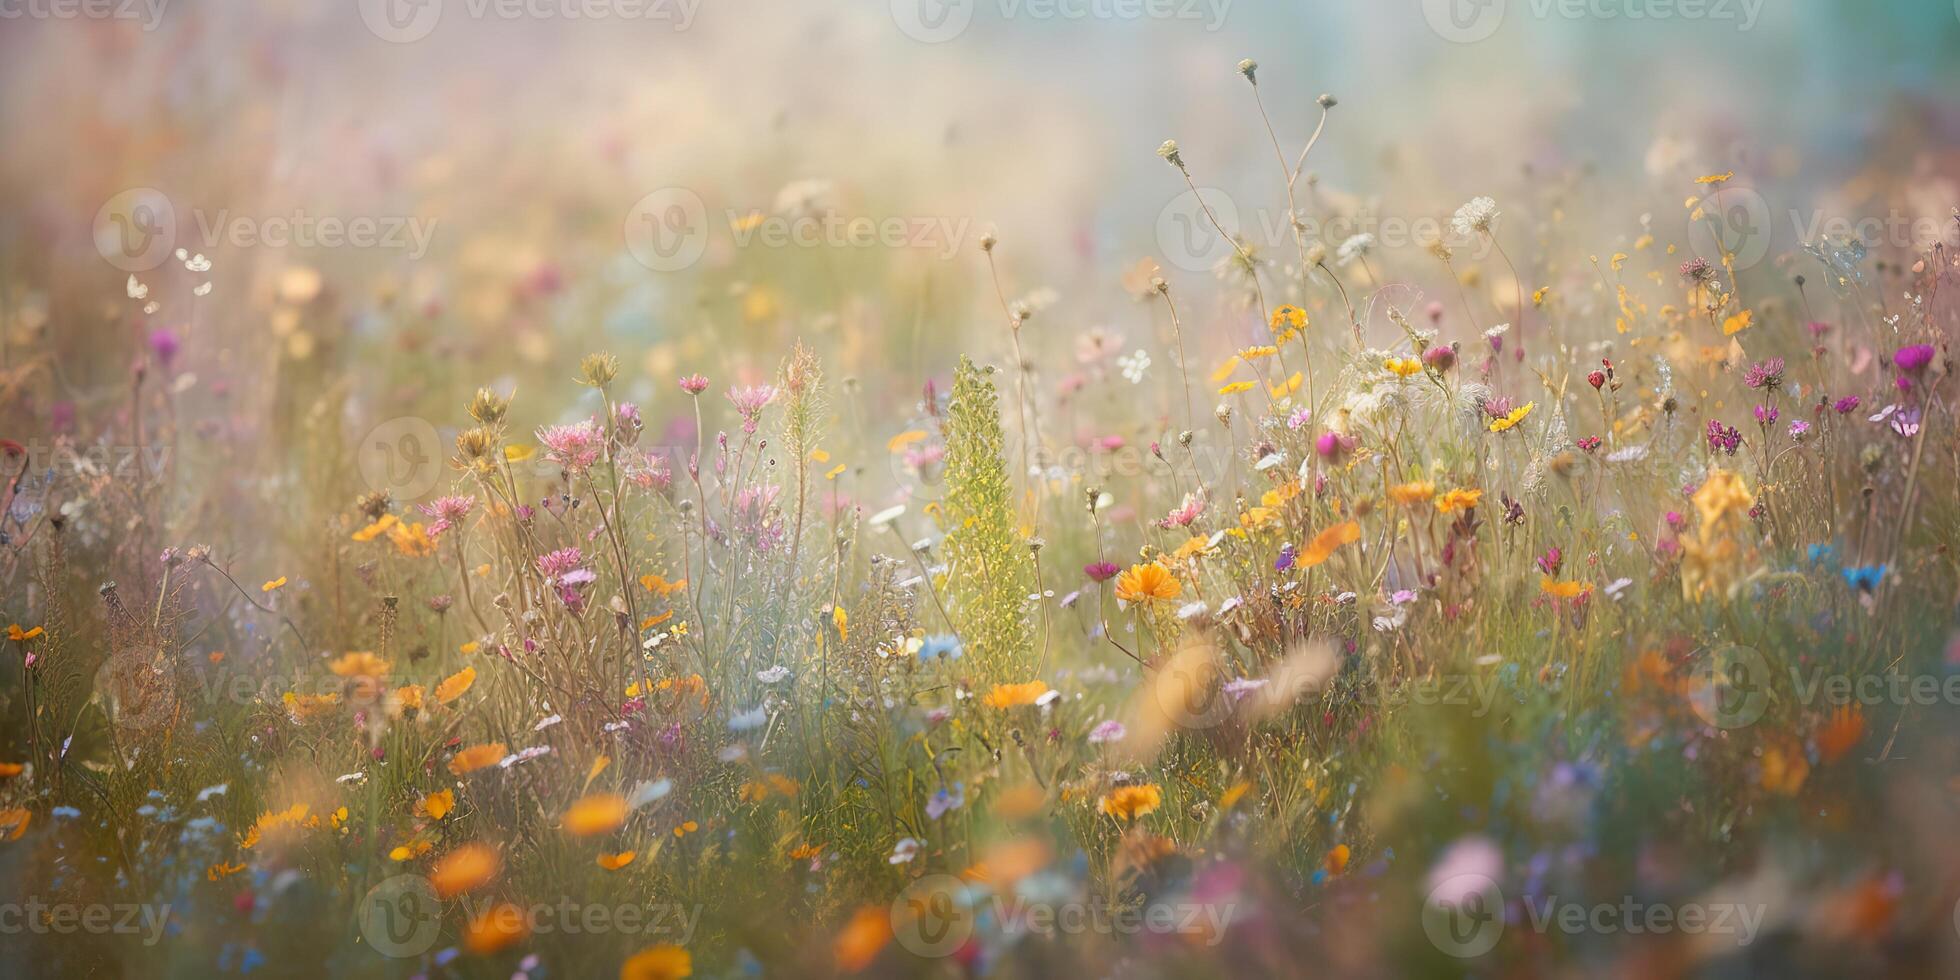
1451,196,1501,238
1098,784,1163,821
5,624,43,642
1893,344,1936,374
726,385,778,434
1088,720,1127,744
678,374,710,395
1789,419,1812,440
1118,349,1151,383
416,789,455,821
1754,405,1779,426
599,851,638,871
537,418,605,472
1842,565,1886,592
1337,233,1376,266
329,651,390,678
1423,344,1457,371
1156,491,1206,529
448,743,507,775
621,945,692,980
1270,304,1308,333
917,635,962,661
434,666,476,705
1743,357,1785,390
1817,705,1866,763
1576,436,1603,453
1833,395,1861,414
1315,430,1355,461
1535,546,1563,577
1706,419,1742,455
888,837,925,864
1384,357,1423,378
1084,561,1120,582
926,784,965,819
1115,562,1181,604
982,681,1051,709
463,903,529,954
1588,370,1606,389
1437,488,1483,514
1488,401,1535,433
563,793,630,836
1679,256,1715,284
578,351,620,387
1299,521,1361,567
429,842,501,898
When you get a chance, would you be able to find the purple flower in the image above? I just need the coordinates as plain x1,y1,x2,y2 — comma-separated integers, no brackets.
416,495,477,539
1789,420,1811,440
1753,404,1778,426
1833,395,1861,414
1088,720,1126,744
1705,419,1742,456
148,328,181,368
1275,543,1297,573
1893,344,1936,374
1085,561,1119,583
1743,357,1784,390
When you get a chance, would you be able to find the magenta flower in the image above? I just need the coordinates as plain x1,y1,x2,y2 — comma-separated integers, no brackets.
1743,357,1784,390
537,418,605,473
536,547,585,579
1894,344,1936,374
1832,395,1861,414
679,374,710,395
1085,561,1120,582
415,495,477,539
1706,419,1742,455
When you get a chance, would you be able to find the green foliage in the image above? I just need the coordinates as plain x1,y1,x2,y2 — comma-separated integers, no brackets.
936,356,1034,680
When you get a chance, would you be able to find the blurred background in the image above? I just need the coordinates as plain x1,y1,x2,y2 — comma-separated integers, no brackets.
3,0,1959,504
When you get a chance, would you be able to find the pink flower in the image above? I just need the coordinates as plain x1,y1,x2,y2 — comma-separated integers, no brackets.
536,547,585,579
537,418,605,473
1156,491,1206,529
415,495,477,539
1893,343,1936,374
679,374,710,395
726,385,778,434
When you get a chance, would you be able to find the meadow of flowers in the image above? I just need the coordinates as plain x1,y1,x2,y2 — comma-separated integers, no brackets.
5,7,1960,979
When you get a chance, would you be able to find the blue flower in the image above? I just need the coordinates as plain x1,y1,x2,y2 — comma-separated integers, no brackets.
918,635,962,661
1806,543,1836,566
1841,565,1885,592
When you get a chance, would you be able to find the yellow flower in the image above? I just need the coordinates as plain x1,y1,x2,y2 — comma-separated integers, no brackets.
1539,577,1590,599
1383,357,1423,378
982,681,1052,709
351,514,398,542
388,521,437,557
1098,784,1163,821
1217,380,1257,396
282,691,340,723
1488,401,1535,432
1436,488,1483,514
1299,521,1361,567
395,684,425,714
260,576,288,593
6,624,43,641
1239,345,1278,360
1388,481,1436,506
621,945,692,980
1114,562,1182,604
1269,304,1308,332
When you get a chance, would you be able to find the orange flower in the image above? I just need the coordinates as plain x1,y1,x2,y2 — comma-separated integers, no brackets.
430,842,501,898
1299,521,1361,567
0,763,23,778
563,793,630,836
329,651,390,678
598,850,638,870
620,944,692,980
416,789,456,821
282,691,340,723
1436,488,1483,514
1539,577,1590,599
1324,844,1351,876
1098,784,1163,821
434,666,476,705
394,684,425,714
1114,562,1181,604
0,808,30,841
1388,481,1436,506
832,906,892,973
448,743,507,775
463,902,528,955
5,624,43,641
982,681,1051,709
1817,705,1866,764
